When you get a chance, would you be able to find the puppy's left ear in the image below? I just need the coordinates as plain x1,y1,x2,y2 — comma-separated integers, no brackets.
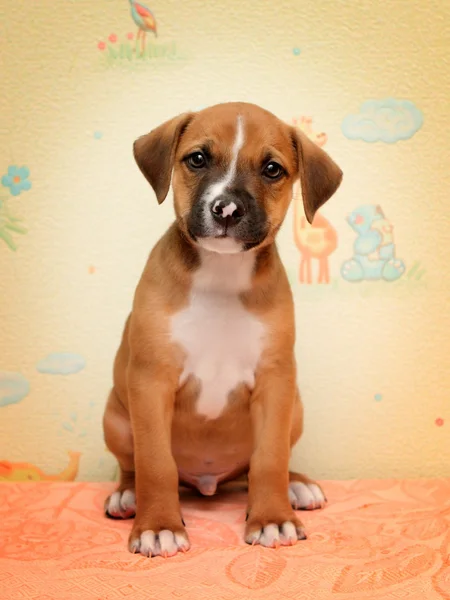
291,128,343,223
133,112,194,204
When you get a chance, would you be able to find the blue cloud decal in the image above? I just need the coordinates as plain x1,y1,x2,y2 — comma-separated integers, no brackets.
0,372,30,407
341,99,423,143
36,352,86,375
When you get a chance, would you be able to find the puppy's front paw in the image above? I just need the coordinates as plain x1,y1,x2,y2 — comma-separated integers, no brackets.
105,489,136,519
129,521,190,558
289,481,326,511
245,510,306,548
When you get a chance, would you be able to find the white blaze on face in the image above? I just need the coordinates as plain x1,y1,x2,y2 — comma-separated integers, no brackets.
199,116,245,251
205,116,245,204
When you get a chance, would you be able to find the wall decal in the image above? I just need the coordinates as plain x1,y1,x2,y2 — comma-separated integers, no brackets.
293,47,301,56
291,117,337,284
0,372,30,408
97,34,183,66
294,207,338,284
97,2,186,68
129,0,157,53
435,418,444,427
341,99,424,143
292,116,327,147
341,205,405,282
0,451,81,481
405,260,426,281
1,166,31,196
61,411,88,439
36,352,86,375
0,165,30,251
59,399,96,446
0,201,27,251
93,131,103,140
374,394,383,402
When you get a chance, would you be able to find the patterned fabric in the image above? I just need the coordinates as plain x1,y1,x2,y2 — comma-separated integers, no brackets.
1,479,449,599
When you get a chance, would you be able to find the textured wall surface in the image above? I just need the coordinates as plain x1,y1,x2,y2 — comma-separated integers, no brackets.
0,0,449,482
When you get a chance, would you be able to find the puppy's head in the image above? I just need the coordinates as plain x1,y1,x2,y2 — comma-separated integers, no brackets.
134,103,343,254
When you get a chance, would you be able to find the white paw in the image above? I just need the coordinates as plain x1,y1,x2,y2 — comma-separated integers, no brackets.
105,489,136,519
289,482,326,510
246,522,307,547
129,530,190,558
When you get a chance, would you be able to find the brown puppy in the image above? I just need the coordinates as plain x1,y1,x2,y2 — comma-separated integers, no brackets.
103,102,343,558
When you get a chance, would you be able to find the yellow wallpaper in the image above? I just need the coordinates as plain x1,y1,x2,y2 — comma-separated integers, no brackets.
0,0,449,482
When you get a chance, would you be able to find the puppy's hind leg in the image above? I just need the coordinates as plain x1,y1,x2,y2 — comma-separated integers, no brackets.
103,389,136,519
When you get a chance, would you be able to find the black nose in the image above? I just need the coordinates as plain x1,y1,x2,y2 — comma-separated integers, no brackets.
211,196,246,224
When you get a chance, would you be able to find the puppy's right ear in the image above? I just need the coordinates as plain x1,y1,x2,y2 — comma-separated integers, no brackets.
133,112,194,204
291,127,343,224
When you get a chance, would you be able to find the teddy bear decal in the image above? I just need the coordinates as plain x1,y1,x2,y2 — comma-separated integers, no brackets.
341,205,405,282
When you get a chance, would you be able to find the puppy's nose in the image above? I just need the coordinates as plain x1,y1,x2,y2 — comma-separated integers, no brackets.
211,196,245,223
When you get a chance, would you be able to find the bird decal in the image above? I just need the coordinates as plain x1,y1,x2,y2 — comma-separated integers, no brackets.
129,0,157,55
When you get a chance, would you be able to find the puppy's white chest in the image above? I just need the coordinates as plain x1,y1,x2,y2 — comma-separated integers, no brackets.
171,253,265,419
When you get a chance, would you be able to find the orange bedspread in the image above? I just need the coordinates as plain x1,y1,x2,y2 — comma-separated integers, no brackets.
1,480,449,599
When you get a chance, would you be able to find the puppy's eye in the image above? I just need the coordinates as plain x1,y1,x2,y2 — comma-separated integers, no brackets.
187,152,207,169
262,161,284,180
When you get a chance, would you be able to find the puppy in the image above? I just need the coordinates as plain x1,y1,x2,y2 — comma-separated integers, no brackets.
103,102,343,558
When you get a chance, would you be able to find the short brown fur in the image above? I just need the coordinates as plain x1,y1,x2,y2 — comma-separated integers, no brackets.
103,102,342,555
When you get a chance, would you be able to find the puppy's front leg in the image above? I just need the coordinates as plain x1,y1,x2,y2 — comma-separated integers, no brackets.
246,359,306,548
127,365,189,558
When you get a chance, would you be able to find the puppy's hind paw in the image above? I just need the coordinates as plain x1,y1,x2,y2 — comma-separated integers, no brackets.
289,482,326,511
105,489,136,519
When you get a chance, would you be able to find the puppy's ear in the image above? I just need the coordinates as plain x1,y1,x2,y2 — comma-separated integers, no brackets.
133,112,194,204
291,128,343,224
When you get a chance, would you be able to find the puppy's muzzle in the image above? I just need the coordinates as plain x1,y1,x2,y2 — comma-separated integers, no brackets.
187,186,268,251
211,195,246,229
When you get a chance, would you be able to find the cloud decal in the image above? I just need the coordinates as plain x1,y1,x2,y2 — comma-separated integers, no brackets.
341,99,424,143
36,352,86,375
0,372,30,407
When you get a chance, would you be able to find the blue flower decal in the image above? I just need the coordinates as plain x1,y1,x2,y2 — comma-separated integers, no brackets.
341,99,424,143
2,166,32,196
